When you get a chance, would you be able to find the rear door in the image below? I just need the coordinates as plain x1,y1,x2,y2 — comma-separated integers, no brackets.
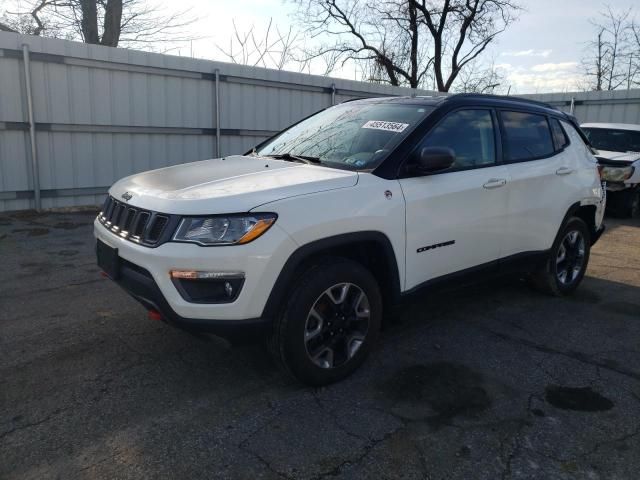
498,111,577,257
399,108,510,290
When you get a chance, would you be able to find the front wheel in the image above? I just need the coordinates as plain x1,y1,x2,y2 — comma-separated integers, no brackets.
270,258,382,386
529,217,591,296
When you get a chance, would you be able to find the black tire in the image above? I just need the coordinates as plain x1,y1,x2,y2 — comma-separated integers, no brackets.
621,189,640,218
529,217,591,296
606,189,640,218
269,257,382,386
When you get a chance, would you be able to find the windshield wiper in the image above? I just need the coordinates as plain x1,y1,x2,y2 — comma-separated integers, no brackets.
265,153,322,165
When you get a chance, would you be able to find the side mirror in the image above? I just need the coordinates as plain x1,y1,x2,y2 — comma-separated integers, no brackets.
412,147,456,174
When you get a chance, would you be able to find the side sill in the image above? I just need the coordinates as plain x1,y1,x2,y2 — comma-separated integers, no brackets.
398,250,549,303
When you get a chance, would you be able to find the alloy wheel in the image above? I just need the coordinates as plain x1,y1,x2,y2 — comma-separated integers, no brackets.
304,283,370,369
556,230,586,286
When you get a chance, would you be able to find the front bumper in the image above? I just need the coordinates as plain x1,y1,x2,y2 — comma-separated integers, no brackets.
94,216,297,323
605,182,635,192
112,256,269,338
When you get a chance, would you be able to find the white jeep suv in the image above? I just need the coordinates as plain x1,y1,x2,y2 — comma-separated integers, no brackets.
95,94,605,385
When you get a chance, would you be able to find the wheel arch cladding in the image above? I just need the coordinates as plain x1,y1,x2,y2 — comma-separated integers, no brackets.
261,231,402,320
568,202,598,241
553,201,600,247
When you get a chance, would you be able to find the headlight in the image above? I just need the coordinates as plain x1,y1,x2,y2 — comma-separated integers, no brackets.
600,166,634,183
173,213,277,246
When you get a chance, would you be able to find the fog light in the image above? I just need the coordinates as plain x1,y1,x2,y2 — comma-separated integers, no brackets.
170,271,245,304
170,270,244,280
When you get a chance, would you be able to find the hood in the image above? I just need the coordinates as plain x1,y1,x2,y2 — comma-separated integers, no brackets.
595,150,640,165
109,155,359,215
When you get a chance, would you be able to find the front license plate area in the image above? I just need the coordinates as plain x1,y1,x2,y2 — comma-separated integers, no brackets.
97,240,120,279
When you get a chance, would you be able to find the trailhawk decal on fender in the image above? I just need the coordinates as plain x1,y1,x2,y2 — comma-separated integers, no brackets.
417,240,455,253
361,120,409,132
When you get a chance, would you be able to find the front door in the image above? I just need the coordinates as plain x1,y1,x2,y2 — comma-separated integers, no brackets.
398,108,510,291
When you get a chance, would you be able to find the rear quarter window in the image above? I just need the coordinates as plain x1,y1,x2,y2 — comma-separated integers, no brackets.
500,111,555,161
550,118,570,151
562,120,596,159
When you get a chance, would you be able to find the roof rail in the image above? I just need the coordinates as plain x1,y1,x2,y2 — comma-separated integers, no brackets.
446,93,560,111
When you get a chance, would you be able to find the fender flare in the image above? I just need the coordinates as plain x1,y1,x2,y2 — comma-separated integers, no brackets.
558,201,602,245
260,231,402,320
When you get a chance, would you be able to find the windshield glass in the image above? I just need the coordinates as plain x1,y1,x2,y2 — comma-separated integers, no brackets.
583,127,640,153
255,102,433,170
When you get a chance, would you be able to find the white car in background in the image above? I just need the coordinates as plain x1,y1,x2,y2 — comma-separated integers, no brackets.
582,123,640,218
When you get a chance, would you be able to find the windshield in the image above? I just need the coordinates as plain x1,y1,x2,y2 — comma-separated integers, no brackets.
254,102,433,170
583,127,640,153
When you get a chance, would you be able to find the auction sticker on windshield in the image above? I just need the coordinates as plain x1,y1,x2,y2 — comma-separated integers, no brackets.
362,120,410,132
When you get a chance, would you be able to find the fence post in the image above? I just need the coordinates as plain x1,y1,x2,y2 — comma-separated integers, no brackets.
215,69,221,158
22,44,41,212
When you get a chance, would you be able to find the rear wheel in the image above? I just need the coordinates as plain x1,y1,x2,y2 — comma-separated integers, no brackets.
529,217,591,296
270,258,382,386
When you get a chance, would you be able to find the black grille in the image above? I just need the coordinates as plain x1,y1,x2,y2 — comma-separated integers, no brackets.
134,212,150,237
98,196,173,246
147,215,168,242
122,208,137,231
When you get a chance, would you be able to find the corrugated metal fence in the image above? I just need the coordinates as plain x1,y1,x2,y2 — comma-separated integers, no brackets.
0,32,438,212
2,32,640,212
523,90,640,125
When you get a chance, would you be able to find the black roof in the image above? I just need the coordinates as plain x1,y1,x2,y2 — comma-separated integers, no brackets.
347,93,563,117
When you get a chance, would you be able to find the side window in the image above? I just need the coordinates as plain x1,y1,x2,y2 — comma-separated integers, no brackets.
500,111,555,161
421,109,496,169
550,118,569,151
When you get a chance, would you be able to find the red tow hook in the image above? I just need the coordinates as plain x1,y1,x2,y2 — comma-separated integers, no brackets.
148,310,163,321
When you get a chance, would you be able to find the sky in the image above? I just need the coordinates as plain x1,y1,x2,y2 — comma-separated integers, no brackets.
127,0,639,93
489,0,637,93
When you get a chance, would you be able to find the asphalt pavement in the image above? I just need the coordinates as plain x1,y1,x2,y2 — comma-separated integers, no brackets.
1,210,639,479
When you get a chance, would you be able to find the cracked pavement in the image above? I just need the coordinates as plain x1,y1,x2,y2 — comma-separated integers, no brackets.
1,210,639,479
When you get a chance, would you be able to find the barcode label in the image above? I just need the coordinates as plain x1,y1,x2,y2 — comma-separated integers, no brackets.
362,120,409,133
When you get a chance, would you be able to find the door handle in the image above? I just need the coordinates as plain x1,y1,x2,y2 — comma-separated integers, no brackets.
556,167,574,175
483,178,507,189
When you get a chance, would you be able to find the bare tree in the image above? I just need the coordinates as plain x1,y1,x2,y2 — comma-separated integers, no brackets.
0,18,19,32
291,0,521,91
295,0,432,88
451,59,505,94
216,18,303,70
630,20,640,88
2,0,196,49
581,6,633,91
415,0,521,91
1,0,64,36
582,28,607,91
